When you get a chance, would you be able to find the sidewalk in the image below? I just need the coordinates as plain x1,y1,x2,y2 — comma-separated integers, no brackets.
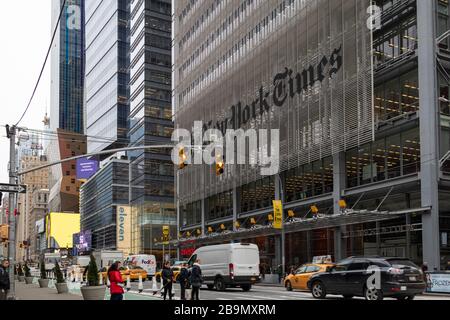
14,280,83,301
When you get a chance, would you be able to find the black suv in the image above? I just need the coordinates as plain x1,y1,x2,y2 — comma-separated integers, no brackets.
307,257,426,300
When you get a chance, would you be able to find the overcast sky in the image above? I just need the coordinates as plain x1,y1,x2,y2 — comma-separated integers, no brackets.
0,1,51,184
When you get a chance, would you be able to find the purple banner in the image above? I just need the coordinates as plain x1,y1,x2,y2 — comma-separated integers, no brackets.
76,158,99,180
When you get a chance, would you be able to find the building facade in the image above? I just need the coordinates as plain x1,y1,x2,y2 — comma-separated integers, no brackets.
16,154,49,262
50,0,86,134
174,0,450,272
47,129,87,214
128,0,175,260
85,0,130,154
80,158,130,251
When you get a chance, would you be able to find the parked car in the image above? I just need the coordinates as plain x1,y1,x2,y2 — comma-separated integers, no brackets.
187,243,261,292
100,266,148,282
284,263,335,291
307,257,426,300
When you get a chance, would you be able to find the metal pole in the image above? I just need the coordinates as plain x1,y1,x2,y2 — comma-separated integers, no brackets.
7,125,17,299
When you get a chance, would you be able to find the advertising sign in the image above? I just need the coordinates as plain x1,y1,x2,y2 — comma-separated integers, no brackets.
35,219,45,234
426,273,450,294
73,231,92,256
76,158,99,181
117,206,131,257
273,200,283,230
46,213,80,249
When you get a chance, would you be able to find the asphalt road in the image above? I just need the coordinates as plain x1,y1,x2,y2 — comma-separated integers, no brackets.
124,282,450,301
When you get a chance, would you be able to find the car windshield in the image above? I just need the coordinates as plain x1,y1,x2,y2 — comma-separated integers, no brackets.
387,259,419,269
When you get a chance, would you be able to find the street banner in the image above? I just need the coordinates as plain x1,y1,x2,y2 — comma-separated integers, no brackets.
426,273,450,294
273,200,283,230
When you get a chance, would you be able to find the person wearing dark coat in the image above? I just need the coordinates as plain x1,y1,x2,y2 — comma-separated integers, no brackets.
0,260,10,300
178,263,190,300
162,261,174,300
190,260,203,300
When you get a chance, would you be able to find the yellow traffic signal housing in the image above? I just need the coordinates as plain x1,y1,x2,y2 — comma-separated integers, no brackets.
0,225,9,240
216,157,225,176
179,148,188,170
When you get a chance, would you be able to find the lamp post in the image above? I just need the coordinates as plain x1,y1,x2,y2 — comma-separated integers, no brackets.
275,175,286,279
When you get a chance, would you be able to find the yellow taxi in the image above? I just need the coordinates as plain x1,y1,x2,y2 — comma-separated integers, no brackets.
284,263,334,291
100,266,148,282
155,265,182,283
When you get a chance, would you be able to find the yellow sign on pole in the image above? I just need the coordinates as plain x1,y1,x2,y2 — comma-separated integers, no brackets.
273,200,283,230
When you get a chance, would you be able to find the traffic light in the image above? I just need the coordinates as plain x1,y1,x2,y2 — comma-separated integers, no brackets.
216,155,225,176
0,225,9,240
179,148,188,170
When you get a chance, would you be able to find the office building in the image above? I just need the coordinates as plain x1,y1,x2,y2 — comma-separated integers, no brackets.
174,0,450,271
129,0,175,260
85,0,130,154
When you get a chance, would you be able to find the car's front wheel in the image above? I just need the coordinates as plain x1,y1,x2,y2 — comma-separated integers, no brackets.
241,284,252,292
285,281,293,292
365,287,384,301
311,281,327,299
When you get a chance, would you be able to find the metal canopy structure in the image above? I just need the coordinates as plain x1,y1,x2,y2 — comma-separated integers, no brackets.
173,206,431,248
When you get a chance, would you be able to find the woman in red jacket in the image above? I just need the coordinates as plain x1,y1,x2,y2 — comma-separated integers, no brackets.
108,262,124,301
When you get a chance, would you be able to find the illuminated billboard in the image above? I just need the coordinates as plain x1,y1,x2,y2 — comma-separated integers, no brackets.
73,231,92,256
46,212,81,249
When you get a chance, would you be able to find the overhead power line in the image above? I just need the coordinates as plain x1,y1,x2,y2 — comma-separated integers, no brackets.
15,0,67,127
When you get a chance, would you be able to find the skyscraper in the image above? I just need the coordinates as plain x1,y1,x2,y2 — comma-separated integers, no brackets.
50,0,85,134
79,0,131,251
85,0,130,154
129,0,175,258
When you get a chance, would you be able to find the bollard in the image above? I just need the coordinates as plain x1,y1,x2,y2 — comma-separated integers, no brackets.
138,275,144,293
126,275,131,292
152,277,158,294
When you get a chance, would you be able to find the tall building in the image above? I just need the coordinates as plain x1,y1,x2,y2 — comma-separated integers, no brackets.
129,0,175,259
50,0,86,134
80,0,131,252
85,0,130,154
47,129,87,213
80,157,130,251
16,154,49,262
174,0,450,271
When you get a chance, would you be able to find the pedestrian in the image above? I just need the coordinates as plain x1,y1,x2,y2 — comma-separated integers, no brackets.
0,259,10,301
162,261,174,300
178,263,190,300
108,261,125,301
190,259,203,301
421,262,429,282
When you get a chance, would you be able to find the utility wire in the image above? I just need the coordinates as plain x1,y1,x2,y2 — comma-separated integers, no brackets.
14,0,67,127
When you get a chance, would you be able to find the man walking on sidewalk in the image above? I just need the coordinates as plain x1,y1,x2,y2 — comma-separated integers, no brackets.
0,259,10,300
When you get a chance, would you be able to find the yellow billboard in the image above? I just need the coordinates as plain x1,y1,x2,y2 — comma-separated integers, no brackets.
46,212,81,248
117,206,131,257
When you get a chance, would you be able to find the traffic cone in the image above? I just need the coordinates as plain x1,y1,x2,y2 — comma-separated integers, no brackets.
152,277,158,294
138,275,144,293
126,275,131,292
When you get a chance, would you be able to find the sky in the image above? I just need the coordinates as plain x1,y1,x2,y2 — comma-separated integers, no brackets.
0,1,51,184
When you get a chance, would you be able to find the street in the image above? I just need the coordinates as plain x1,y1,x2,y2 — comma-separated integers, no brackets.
122,282,450,301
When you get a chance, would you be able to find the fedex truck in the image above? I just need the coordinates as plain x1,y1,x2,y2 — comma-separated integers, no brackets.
126,255,156,279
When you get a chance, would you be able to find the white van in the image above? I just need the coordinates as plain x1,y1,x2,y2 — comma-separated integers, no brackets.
188,243,261,291
126,255,156,279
